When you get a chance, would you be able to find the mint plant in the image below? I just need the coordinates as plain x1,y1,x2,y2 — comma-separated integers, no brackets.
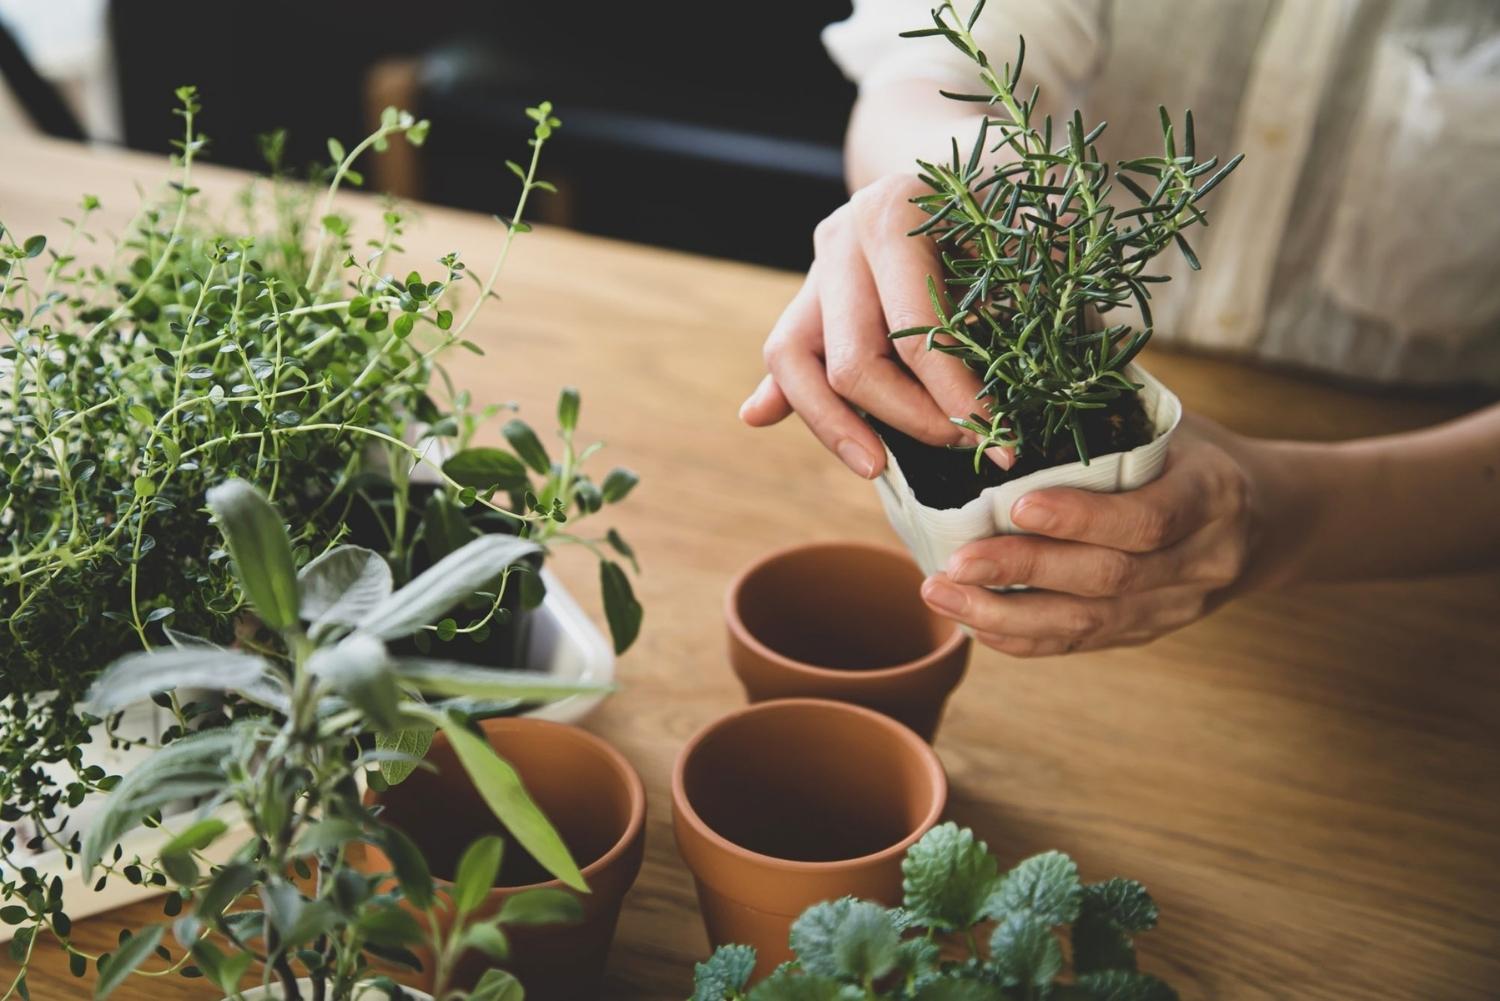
893,2,1242,473
5,479,595,1000
691,823,1174,1001
0,89,641,979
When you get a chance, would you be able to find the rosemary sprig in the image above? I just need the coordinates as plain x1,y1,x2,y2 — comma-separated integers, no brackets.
898,1,1244,467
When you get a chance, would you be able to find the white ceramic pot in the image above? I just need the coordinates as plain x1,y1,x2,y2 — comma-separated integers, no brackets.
236,979,431,1000
874,364,1182,576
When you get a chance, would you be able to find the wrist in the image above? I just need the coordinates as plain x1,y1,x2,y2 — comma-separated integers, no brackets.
1229,434,1346,590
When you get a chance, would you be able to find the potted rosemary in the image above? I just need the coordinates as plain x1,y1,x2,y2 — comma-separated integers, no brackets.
875,2,1243,574
0,90,640,956
59,479,597,1000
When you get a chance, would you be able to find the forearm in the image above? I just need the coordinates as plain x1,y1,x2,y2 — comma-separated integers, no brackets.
1244,405,1500,585
844,79,986,191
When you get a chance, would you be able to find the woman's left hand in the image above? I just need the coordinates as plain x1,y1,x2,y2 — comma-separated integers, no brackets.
919,416,1275,656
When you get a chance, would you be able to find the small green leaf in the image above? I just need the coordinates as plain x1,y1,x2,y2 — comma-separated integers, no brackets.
206,479,300,632
376,726,435,786
431,712,587,891
359,534,539,640
377,823,434,909
790,898,898,982
467,969,524,1001
393,313,415,339
557,387,579,432
984,850,1082,927
133,476,156,498
307,634,402,731
502,419,551,473
159,818,229,860
901,822,999,931
497,887,582,926
693,944,757,1001
23,235,45,258
94,925,164,999
453,835,505,917
1073,970,1179,1001
444,447,530,492
600,560,642,654
600,467,639,503
460,922,511,961
299,544,394,640
989,911,1062,988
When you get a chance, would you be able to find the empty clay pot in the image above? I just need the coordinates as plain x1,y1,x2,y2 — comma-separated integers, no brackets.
356,718,645,1001
672,698,947,982
726,540,971,740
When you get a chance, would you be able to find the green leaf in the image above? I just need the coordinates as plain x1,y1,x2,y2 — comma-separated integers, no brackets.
307,633,402,731
497,887,582,926
207,479,300,631
988,911,1062,988
600,467,639,503
557,387,579,432
444,447,530,492
298,544,394,639
355,902,424,947
984,850,1082,926
376,726,434,786
23,235,45,258
453,835,505,917
1072,911,1136,974
746,968,862,1001
502,419,551,474
133,476,156,498
790,898,898,982
327,137,346,163
468,969,524,1001
377,823,434,909
901,822,999,930
421,490,478,563
84,729,239,872
393,313,415,339
431,712,587,891
1073,970,1179,1001
693,944,757,1001
600,560,642,654
94,925,163,998
1082,878,1159,933
195,862,256,921
391,658,605,703
159,817,228,861
360,534,540,640
460,922,511,962
85,649,269,714
292,819,363,856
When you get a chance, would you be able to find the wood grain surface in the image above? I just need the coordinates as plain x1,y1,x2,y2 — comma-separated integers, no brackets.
3,134,1497,1000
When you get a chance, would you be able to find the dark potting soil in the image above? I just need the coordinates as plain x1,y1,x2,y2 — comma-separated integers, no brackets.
874,392,1155,511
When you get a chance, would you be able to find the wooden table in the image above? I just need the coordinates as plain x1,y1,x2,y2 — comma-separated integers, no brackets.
5,134,1499,1000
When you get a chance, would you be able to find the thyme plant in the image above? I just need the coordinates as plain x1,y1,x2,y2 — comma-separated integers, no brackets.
896,2,1243,469
13,480,596,1000
1,88,642,960
692,823,1174,1001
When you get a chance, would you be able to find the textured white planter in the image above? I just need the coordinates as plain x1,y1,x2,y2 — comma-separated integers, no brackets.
875,364,1182,576
237,979,431,1000
0,573,612,941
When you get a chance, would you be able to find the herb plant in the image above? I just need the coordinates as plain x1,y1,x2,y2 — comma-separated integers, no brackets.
895,1,1243,470
0,89,641,965
692,823,1174,1001
8,479,596,1000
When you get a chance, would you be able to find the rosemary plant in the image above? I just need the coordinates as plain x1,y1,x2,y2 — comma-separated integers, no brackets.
0,90,641,997
896,1,1243,470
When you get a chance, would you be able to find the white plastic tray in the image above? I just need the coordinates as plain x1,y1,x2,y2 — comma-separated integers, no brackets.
0,573,614,939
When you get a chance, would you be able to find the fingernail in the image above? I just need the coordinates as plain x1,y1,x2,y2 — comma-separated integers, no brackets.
921,576,965,615
986,446,1015,470
737,395,756,422
1011,496,1051,531
948,557,997,585
836,439,877,478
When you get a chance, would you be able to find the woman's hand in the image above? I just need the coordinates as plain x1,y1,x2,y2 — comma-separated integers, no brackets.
740,174,998,478
919,416,1277,656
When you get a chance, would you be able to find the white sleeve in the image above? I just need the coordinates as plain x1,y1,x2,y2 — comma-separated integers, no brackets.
823,0,1107,97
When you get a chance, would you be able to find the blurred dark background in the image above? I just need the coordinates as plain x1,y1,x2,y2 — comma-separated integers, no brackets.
0,1,856,270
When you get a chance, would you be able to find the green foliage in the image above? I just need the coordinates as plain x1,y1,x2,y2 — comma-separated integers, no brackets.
0,92,643,999
75,480,594,1000
896,1,1243,466
690,822,1174,1001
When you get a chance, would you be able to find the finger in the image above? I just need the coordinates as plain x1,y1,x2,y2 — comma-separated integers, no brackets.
761,279,885,478
971,633,1075,658
816,218,959,446
1009,457,1215,552
973,584,1214,655
920,574,1120,642
740,374,792,426
944,534,1182,597
852,180,1012,468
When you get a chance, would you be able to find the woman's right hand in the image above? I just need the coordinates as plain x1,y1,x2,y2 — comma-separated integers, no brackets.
739,173,998,478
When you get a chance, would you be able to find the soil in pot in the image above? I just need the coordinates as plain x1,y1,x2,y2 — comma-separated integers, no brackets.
873,391,1154,510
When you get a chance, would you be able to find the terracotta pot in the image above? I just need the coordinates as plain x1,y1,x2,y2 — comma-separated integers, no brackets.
356,718,645,1001
726,541,971,740
672,698,947,982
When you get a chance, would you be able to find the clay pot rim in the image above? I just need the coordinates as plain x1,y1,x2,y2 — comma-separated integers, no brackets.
725,540,965,681
671,697,947,874
369,716,646,896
